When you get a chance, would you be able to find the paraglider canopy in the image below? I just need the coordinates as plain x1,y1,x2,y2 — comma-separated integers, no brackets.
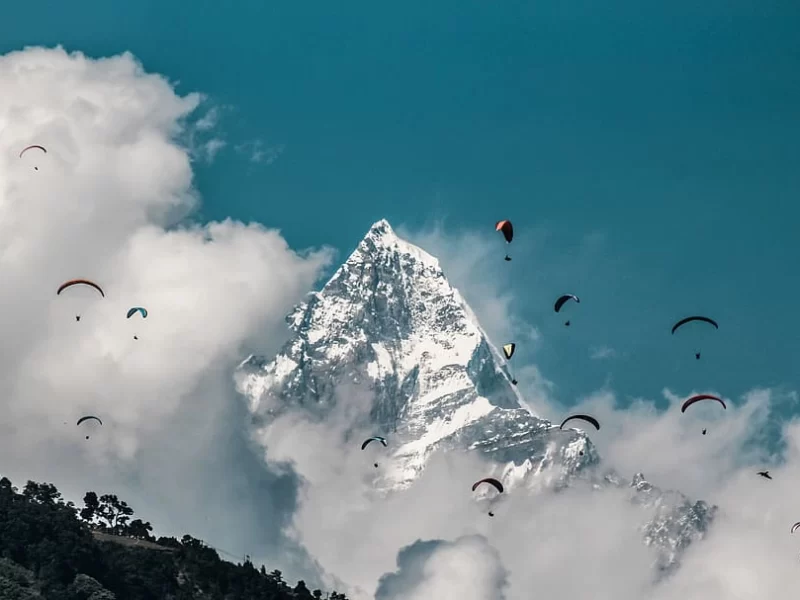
559,414,600,431
495,220,513,261
554,294,580,313
361,436,387,450
791,522,800,534
471,477,504,494
19,145,47,158
77,415,103,441
19,145,46,171
495,220,513,243
680,394,726,413
57,279,105,297
126,307,148,319
672,316,718,359
671,316,718,335
502,343,516,360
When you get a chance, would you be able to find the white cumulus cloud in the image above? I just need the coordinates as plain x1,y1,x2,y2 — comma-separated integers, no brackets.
0,45,333,576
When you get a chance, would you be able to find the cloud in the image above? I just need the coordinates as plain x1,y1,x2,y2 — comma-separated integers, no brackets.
0,45,333,577
250,341,800,599
375,536,508,600
6,45,798,600
195,107,221,131
591,345,617,360
199,138,226,161
235,139,285,165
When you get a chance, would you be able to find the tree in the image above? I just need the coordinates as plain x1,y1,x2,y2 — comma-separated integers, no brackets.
0,476,352,600
79,492,100,525
126,519,153,540
95,495,134,534
22,481,64,505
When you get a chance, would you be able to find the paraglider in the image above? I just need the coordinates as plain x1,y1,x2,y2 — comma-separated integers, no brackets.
792,522,800,534
19,144,46,170
57,279,104,322
681,395,725,436
495,220,513,261
559,414,600,431
77,415,102,440
702,428,707,435
57,279,105,297
502,343,518,385
680,394,726,413
361,436,387,450
472,477,503,517
671,316,718,335
362,436,387,468
472,478,504,494
758,471,772,480
127,307,147,340
671,316,718,359
554,294,580,326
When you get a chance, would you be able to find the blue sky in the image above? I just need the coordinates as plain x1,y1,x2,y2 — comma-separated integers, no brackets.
2,0,799,411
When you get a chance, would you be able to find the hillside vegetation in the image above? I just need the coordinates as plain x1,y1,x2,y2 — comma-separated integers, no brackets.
0,476,348,600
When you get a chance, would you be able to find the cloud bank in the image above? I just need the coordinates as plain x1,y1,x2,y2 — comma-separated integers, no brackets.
0,45,333,577
247,220,800,600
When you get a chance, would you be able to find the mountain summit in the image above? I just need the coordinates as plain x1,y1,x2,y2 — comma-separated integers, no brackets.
236,219,714,573
236,219,596,491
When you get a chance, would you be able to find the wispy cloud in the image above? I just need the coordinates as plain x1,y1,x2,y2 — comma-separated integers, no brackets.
195,106,221,131
235,139,285,165
591,345,617,360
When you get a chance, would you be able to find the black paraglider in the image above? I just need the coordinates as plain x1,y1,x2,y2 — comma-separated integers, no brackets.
554,295,580,326
77,416,102,440
702,429,707,435
362,436,387,468
559,414,600,431
671,316,718,360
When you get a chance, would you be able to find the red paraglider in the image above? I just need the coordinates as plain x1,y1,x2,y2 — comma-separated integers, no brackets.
680,394,726,413
495,220,513,261
57,279,105,298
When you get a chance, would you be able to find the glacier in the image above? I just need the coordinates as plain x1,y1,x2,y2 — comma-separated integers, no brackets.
235,218,715,578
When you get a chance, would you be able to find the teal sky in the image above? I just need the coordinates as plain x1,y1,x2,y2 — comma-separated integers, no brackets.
2,0,799,411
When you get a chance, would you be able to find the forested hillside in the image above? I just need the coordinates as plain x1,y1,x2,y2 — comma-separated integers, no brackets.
0,476,347,600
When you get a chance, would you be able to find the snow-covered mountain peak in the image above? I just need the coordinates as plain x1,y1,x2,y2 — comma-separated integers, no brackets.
236,219,588,490
235,219,715,575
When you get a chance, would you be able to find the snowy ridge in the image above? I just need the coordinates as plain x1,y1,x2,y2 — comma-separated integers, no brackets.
235,219,715,574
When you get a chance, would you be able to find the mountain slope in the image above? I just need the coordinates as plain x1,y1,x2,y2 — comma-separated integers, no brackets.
236,219,715,576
